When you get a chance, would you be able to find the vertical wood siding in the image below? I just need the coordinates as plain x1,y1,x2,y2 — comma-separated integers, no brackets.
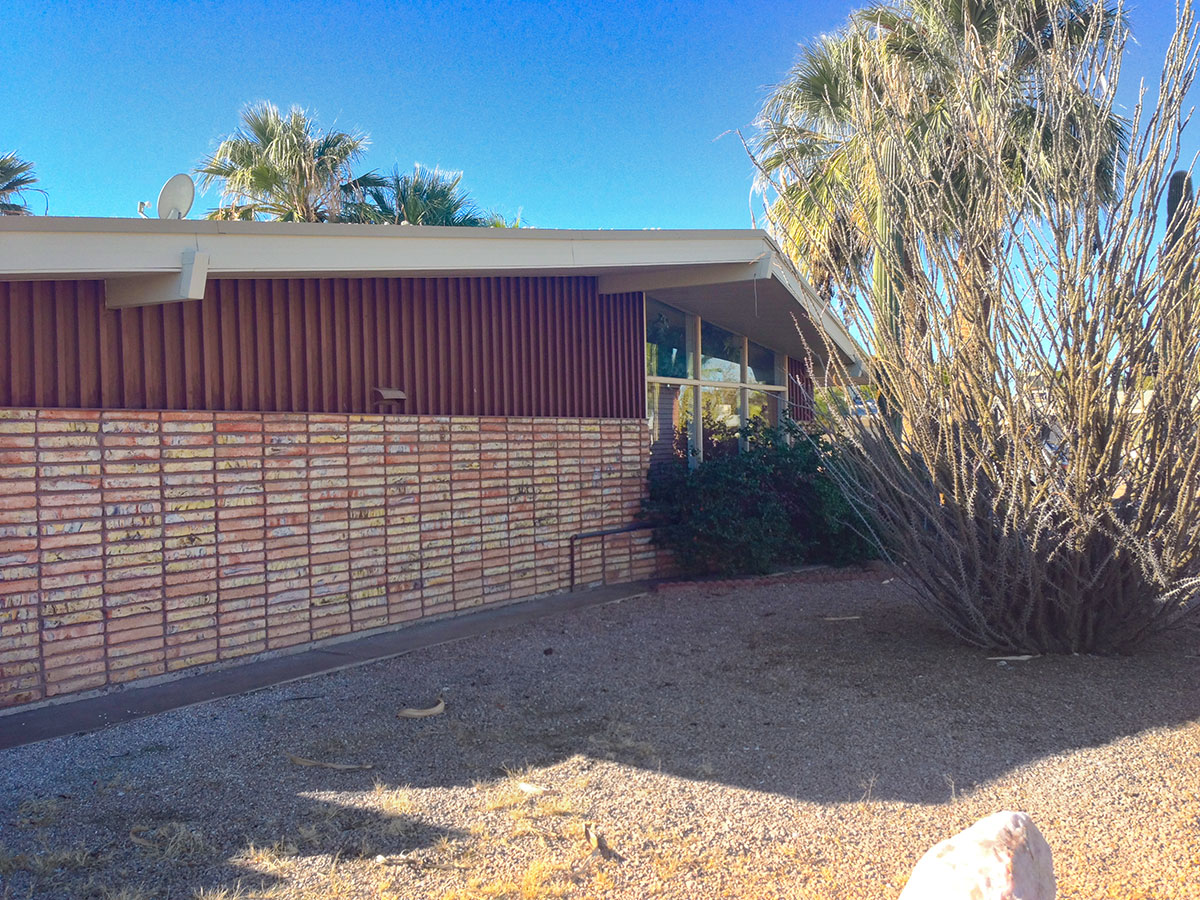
787,356,815,421
0,278,646,418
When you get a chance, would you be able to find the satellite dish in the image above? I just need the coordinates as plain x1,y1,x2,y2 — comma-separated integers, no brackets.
156,174,195,220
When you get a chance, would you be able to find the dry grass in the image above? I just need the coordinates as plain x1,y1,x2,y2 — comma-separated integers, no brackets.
442,857,576,900
130,822,208,860
14,796,64,828
234,840,299,875
0,843,99,877
371,781,415,818
96,888,156,900
190,886,290,900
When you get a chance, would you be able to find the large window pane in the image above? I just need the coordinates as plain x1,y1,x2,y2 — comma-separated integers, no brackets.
700,321,742,382
746,342,777,385
747,390,780,434
648,383,694,470
701,386,740,459
645,298,690,379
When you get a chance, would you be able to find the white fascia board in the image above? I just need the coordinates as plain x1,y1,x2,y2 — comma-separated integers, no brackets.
0,228,579,279
0,218,771,280
569,234,768,270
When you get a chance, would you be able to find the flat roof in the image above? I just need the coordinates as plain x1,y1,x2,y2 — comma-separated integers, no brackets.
0,217,863,373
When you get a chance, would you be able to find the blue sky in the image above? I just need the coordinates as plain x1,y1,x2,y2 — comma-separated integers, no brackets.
4,0,1193,228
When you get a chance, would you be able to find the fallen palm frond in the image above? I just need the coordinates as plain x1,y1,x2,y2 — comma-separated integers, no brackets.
397,697,445,718
128,829,157,850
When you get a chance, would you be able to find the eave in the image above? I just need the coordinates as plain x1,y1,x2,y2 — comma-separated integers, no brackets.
0,217,864,376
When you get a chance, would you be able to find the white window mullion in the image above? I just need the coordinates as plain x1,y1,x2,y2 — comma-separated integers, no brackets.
687,313,702,467
739,336,750,452
777,354,791,442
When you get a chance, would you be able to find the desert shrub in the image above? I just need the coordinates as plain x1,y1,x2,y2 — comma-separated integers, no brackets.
644,422,874,575
754,0,1200,652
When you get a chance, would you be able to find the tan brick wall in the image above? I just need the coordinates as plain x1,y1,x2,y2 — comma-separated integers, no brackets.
0,410,666,709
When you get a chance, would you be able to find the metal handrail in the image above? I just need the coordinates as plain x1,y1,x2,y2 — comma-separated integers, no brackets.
568,521,653,590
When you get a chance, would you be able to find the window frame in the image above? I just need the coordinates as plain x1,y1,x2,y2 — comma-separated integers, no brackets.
645,303,788,467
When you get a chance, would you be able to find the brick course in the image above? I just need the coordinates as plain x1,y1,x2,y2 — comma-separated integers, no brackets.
0,410,665,709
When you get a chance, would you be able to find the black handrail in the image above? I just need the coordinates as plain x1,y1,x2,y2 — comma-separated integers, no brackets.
568,521,653,591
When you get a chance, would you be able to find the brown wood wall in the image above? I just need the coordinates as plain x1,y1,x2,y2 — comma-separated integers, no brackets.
0,277,646,418
787,356,814,421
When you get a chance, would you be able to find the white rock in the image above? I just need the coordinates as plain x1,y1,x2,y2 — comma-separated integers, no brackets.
898,810,1056,900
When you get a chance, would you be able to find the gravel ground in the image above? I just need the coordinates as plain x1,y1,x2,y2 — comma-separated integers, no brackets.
1,567,1198,900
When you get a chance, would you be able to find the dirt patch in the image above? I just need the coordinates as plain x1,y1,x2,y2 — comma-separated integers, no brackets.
1,567,1197,899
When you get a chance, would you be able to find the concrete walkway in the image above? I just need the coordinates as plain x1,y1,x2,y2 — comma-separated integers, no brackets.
0,581,654,750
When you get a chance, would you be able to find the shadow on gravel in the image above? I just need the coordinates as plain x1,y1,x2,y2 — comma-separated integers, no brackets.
208,568,1199,808
0,777,465,900
355,568,1200,806
0,773,465,900
331,570,1198,808
2,569,1197,898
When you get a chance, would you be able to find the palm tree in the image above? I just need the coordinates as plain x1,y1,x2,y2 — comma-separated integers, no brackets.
0,151,44,215
342,164,492,226
196,102,373,222
756,0,1127,307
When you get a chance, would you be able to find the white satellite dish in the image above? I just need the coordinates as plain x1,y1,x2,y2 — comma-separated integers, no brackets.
156,174,195,219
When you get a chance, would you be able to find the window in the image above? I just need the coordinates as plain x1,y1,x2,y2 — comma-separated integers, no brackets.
700,321,742,381
645,299,789,467
700,386,741,458
748,390,780,428
647,382,694,471
746,341,776,385
645,298,690,379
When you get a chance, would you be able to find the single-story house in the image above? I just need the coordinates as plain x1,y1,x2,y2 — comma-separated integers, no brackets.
0,217,862,710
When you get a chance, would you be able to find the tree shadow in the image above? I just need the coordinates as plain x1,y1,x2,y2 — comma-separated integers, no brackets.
0,763,465,899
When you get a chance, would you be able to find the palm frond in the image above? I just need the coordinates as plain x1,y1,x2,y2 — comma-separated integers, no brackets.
756,0,1127,294
339,163,493,227
195,101,370,222
0,151,44,215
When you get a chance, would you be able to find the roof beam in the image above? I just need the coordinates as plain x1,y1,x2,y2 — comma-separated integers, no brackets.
105,251,209,309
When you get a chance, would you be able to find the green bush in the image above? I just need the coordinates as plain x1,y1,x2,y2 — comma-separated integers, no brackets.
644,422,874,575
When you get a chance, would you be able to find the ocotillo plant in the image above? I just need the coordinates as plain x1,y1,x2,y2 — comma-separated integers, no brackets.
754,0,1200,653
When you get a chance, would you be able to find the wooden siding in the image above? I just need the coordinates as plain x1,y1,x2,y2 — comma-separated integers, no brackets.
787,356,814,421
0,277,646,418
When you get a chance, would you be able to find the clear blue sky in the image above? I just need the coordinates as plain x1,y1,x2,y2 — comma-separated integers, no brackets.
4,0,1193,228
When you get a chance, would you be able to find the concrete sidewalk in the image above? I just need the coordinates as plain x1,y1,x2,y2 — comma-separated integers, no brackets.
0,581,654,750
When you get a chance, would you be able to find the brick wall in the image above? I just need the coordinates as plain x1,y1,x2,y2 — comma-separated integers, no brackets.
0,409,664,709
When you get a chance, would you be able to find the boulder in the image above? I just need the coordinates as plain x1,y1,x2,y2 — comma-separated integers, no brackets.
898,810,1056,900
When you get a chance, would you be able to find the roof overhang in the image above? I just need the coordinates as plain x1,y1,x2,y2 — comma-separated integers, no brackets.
0,217,863,376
